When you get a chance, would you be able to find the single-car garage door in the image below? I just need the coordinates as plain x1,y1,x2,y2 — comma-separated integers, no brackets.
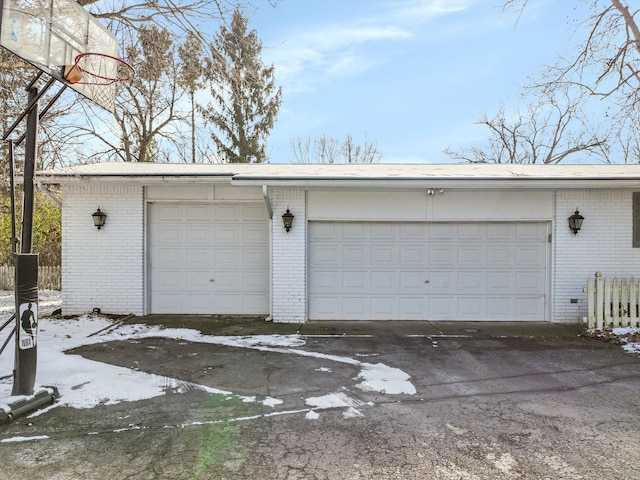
149,203,269,314
309,222,548,321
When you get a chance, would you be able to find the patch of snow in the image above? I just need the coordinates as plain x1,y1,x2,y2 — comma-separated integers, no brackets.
0,290,418,420
305,410,320,420
305,391,361,410
262,396,283,408
355,363,417,395
623,343,640,354
1,435,50,443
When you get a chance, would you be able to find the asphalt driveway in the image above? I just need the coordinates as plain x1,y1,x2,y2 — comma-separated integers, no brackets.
1,320,639,479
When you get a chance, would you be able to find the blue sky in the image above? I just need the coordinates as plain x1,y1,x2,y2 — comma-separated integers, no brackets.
249,0,589,164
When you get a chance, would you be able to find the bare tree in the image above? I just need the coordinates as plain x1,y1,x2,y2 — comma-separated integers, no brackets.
498,0,640,163
291,133,382,164
445,86,608,164
177,32,205,163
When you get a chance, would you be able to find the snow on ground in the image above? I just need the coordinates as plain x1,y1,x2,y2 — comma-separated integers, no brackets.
1,290,638,427
0,291,416,422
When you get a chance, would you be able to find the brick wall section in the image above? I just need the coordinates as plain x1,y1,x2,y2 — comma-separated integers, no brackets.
554,189,640,322
271,188,306,323
62,183,144,315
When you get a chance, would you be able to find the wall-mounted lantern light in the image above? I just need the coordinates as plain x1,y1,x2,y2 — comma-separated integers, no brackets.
92,208,107,230
568,209,584,235
282,209,294,233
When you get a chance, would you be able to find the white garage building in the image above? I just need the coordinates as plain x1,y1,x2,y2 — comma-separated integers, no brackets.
37,162,640,323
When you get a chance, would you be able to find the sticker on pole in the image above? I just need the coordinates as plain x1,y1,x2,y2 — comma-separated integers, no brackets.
19,302,38,349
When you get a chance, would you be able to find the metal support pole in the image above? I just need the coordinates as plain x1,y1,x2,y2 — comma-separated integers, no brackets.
12,86,40,396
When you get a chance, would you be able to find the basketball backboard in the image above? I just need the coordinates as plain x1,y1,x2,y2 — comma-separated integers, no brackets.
0,0,119,111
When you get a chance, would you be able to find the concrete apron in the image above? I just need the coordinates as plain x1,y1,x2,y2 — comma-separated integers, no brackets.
132,315,585,338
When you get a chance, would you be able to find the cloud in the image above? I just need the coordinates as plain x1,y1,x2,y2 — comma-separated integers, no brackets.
267,1,478,94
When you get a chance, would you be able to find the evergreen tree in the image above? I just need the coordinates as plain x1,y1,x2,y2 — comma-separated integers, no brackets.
201,9,282,163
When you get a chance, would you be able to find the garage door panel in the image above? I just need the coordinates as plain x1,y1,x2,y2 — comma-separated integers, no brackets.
458,223,484,239
186,226,211,244
458,271,483,292
154,270,182,288
371,271,395,291
214,204,240,221
515,245,546,266
342,245,367,265
486,271,513,293
428,224,456,239
187,205,210,221
458,297,483,318
243,225,269,244
343,297,368,316
185,270,210,289
400,271,424,292
515,297,545,319
343,223,368,239
486,297,512,317
214,226,239,244
343,271,367,291
186,249,209,268
399,245,423,265
429,297,455,317
516,223,546,240
399,297,426,316
515,271,545,292
156,225,182,244
312,271,339,291
213,271,242,291
243,204,266,221
427,271,454,291
150,203,268,315
372,245,396,265
154,248,183,267
458,245,483,266
309,221,548,321
311,245,339,266
311,296,339,317
429,245,455,266
486,245,513,266
371,297,395,317
243,271,269,290
371,223,395,239
486,223,512,240
243,249,269,268
400,223,424,239
240,293,269,312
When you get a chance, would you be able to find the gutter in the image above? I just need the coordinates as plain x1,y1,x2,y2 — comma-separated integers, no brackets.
230,176,640,190
262,185,273,219
35,182,62,208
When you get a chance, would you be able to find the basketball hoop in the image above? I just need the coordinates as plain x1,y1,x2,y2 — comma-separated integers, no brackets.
64,52,134,85
62,52,134,111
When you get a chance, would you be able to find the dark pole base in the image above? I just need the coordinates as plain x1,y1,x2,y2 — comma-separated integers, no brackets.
0,386,59,424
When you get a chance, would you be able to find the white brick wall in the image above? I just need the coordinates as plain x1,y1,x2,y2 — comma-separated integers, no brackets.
553,189,640,322
271,189,306,323
62,183,144,315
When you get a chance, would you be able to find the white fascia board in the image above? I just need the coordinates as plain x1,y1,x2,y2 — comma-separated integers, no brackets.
230,177,640,190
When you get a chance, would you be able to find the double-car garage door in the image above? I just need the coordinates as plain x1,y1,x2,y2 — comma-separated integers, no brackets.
149,203,269,315
309,221,548,321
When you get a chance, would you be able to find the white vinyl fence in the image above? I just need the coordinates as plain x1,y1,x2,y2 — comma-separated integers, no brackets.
0,265,61,290
583,272,640,329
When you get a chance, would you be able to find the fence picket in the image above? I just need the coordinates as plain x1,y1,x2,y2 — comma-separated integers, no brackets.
585,272,640,329
631,278,638,328
0,265,61,290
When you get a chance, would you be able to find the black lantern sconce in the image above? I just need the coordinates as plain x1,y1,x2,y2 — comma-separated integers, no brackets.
282,209,294,233
568,209,584,235
92,208,107,230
